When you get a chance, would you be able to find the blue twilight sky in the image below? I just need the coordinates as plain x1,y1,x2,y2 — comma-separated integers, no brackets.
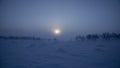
0,0,120,39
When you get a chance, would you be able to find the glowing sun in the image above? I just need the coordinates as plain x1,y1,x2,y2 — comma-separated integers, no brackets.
54,29,61,35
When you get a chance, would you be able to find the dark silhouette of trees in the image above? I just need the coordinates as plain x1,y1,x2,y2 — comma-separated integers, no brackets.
54,38,57,41
86,34,99,40
75,32,120,41
111,33,120,40
75,35,85,41
101,32,120,40
0,32,120,41
101,32,111,40
0,36,41,40
0,36,8,39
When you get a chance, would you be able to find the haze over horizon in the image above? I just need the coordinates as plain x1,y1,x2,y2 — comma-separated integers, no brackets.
0,0,120,40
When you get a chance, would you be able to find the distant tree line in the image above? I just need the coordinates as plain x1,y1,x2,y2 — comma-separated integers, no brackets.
0,36,58,41
75,32,120,41
0,32,120,41
0,36,41,40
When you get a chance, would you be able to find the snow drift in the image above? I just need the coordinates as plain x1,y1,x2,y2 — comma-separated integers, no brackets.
0,39,120,68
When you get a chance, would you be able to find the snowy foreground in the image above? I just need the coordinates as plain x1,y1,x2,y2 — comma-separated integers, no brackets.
0,39,120,68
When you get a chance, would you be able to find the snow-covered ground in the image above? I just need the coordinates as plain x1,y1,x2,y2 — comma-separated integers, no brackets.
0,39,120,68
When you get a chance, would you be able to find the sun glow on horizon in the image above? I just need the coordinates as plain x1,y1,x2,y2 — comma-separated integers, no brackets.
54,29,61,35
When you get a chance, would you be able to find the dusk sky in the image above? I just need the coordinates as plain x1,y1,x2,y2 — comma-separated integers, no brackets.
0,0,120,40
